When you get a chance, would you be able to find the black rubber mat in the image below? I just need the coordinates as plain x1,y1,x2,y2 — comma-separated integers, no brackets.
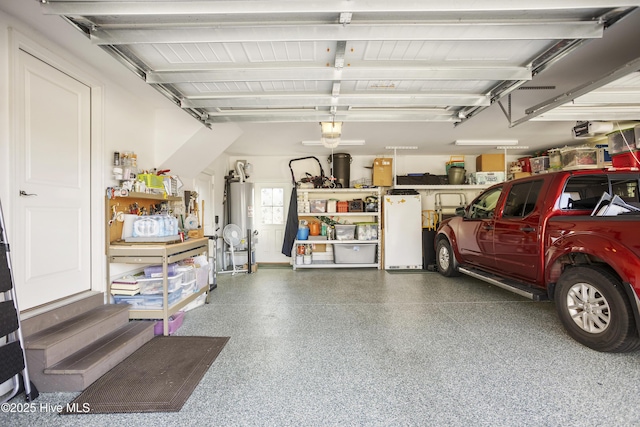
62,336,229,414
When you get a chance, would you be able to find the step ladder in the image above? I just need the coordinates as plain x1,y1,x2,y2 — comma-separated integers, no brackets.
0,199,38,402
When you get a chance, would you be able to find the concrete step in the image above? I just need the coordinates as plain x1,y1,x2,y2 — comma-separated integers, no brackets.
32,321,155,392
25,304,131,369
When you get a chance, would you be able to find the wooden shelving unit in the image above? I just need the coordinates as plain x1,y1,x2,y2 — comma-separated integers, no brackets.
105,193,208,335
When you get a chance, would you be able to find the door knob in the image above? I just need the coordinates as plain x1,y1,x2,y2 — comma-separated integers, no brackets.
19,190,37,197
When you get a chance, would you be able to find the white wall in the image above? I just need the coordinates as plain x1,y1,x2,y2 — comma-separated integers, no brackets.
224,153,524,219
0,10,228,284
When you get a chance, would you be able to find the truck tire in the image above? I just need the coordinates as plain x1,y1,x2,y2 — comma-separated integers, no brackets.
555,265,640,353
436,238,460,277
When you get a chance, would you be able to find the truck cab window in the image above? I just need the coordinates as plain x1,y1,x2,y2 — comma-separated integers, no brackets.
469,187,502,219
562,175,609,210
611,179,640,205
503,180,543,218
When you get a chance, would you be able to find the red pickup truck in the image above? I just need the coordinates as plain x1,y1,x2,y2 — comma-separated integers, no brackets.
435,169,640,352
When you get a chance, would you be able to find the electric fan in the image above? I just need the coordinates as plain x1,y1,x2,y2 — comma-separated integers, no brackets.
223,223,243,275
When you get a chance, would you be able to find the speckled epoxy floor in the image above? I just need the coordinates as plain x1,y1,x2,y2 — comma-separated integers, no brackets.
3,268,640,426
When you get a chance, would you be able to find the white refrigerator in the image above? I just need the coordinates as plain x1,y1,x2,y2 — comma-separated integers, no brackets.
383,194,423,269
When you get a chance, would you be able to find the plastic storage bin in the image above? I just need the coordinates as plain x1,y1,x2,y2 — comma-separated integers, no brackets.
132,215,179,238
348,199,364,212
608,127,638,155
333,244,377,264
548,148,562,170
137,173,165,189
337,201,349,212
530,156,550,173
356,223,378,241
334,224,356,240
611,151,640,168
154,311,185,335
561,146,599,170
175,265,196,283
309,200,327,213
113,288,183,309
144,262,178,278
137,273,183,295
196,264,210,289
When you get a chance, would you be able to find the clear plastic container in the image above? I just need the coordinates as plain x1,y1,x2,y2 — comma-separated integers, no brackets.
530,156,550,173
132,215,179,238
548,148,562,170
356,223,378,241
113,288,183,309
137,273,183,295
144,262,178,278
561,146,599,170
607,127,638,155
334,224,356,240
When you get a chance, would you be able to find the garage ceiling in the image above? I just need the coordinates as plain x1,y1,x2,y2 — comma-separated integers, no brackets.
40,0,640,133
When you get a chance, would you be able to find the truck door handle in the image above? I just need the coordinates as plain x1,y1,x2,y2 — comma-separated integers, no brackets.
483,225,494,230
19,190,37,197
520,226,535,232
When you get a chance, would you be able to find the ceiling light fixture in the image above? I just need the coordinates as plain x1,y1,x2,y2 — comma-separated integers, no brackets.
455,139,519,146
319,120,342,148
302,140,365,146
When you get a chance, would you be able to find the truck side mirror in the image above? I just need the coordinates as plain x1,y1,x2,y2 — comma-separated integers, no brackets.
455,206,466,217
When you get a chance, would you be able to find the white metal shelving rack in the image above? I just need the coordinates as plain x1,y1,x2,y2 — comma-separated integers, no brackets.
293,188,382,270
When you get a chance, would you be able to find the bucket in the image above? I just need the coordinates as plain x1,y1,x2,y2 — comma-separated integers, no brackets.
296,227,309,240
447,166,466,185
327,153,352,188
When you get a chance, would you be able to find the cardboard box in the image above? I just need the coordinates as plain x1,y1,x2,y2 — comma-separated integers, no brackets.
372,158,393,186
311,243,327,252
476,154,505,172
510,172,532,180
468,172,506,185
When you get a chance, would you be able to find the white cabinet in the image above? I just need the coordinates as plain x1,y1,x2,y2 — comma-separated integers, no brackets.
293,188,381,270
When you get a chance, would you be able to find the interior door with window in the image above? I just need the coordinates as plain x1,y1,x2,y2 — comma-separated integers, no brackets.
13,50,92,310
254,182,292,264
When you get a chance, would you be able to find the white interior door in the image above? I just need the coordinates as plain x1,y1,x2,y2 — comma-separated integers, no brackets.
13,50,91,310
254,182,291,264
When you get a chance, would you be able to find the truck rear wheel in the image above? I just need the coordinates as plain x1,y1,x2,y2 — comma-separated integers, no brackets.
436,238,460,277
555,265,640,352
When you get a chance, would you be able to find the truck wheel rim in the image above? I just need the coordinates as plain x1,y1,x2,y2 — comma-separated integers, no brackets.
566,282,610,334
438,246,450,270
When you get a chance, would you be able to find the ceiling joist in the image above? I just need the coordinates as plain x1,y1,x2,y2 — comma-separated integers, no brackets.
40,1,638,126
89,23,604,45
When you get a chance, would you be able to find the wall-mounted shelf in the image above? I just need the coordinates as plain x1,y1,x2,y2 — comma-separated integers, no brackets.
393,184,488,190
299,212,380,218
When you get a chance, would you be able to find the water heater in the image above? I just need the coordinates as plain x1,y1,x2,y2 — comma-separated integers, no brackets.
229,181,254,249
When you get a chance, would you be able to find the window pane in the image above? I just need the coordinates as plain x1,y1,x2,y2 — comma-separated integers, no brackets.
273,207,284,224
273,188,284,206
261,207,273,224
261,188,273,206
